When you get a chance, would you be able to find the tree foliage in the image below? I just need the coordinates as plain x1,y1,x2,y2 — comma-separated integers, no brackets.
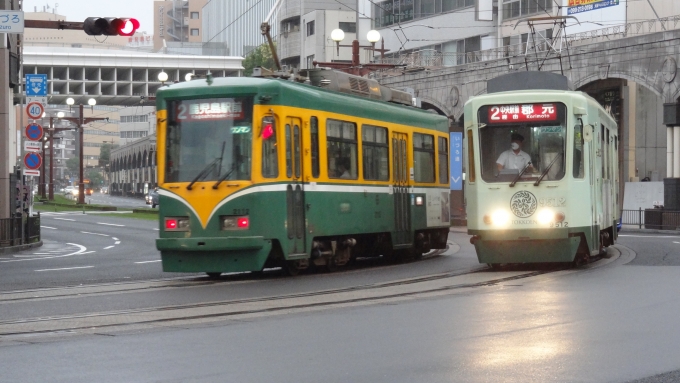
66,157,79,175
87,170,105,186
99,144,112,166
243,42,276,76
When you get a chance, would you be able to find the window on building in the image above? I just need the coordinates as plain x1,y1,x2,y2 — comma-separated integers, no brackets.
442,0,474,12
190,12,199,19
502,0,553,20
327,119,357,179
339,22,356,34
190,29,199,36
306,20,315,36
413,133,435,183
362,125,389,181
306,54,315,69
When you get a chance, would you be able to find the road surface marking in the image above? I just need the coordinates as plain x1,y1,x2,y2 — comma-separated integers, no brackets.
0,244,88,263
153,228,159,231
104,246,115,250
81,231,110,237
114,241,121,245
53,218,75,221
112,237,119,241
619,235,680,238
97,222,125,227
35,266,94,272
40,226,57,230
135,260,162,264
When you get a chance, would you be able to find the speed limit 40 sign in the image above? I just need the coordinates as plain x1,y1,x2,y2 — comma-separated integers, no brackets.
26,101,44,120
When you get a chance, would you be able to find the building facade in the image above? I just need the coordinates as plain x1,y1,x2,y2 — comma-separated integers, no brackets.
153,0,209,52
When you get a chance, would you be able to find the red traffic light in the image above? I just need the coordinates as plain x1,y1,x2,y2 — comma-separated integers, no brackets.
84,17,140,36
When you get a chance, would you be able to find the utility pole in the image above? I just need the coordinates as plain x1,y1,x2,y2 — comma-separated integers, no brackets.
61,100,107,204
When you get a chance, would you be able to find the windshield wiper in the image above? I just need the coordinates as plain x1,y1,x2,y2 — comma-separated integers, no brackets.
509,162,532,187
533,154,561,186
212,164,236,189
187,142,225,190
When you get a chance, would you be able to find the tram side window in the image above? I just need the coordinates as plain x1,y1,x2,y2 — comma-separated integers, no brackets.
285,124,292,178
438,136,448,184
327,119,357,179
573,124,584,179
261,118,278,178
362,125,389,181
311,117,320,178
413,133,435,183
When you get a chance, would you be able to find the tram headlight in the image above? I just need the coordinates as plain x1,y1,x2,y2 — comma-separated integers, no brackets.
537,209,555,225
490,210,510,226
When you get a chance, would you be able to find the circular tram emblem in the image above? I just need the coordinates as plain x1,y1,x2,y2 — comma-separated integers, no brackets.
510,191,537,218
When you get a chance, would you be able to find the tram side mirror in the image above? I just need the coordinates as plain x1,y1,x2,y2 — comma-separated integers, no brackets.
583,124,594,142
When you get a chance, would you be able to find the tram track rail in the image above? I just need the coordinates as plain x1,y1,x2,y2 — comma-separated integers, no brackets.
0,266,562,338
1,244,623,339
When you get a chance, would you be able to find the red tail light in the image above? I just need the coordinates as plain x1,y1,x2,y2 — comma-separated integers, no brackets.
165,218,178,230
237,217,249,228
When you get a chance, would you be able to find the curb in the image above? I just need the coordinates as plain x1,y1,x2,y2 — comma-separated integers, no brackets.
0,241,43,255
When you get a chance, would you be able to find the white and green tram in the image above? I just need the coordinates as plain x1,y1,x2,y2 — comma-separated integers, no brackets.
464,72,619,266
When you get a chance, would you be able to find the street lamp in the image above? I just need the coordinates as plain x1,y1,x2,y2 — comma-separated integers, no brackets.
158,71,169,85
317,29,395,76
61,98,107,204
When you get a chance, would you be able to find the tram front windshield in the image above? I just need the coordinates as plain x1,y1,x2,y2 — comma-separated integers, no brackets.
165,97,253,183
477,102,567,183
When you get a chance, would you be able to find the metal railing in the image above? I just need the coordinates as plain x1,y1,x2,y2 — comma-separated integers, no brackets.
0,214,41,248
621,208,680,230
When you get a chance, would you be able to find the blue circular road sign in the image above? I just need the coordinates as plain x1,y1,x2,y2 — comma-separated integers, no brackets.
24,152,42,170
25,123,44,141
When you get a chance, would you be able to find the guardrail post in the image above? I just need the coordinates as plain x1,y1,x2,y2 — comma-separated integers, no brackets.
639,207,642,229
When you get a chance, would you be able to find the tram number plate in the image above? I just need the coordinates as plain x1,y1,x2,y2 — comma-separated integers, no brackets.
550,222,568,228
539,197,566,207
232,209,249,215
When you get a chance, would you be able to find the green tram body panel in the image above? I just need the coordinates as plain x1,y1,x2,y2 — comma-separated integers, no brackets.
156,185,447,273
468,226,598,264
155,77,449,133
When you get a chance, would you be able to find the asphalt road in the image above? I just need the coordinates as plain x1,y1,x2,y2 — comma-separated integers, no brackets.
2,216,680,382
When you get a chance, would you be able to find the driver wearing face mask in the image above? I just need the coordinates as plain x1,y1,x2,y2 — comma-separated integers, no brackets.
496,133,533,172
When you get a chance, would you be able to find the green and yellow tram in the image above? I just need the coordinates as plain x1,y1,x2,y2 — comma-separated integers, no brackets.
154,69,451,276
465,72,619,266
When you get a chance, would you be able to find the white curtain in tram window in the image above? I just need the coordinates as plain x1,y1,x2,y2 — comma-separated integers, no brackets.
541,151,563,180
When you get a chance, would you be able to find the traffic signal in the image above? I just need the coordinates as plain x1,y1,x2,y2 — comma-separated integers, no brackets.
84,17,140,36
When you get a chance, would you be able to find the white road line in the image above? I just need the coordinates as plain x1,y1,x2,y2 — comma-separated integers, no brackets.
153,228,159,231
35,266,94,272
114,241,121,245
81,231,110,237
112,237,119,241
40,226,57,230
135,260,161,264
0,243,88,263
97,222,125,227
674,241,680,244
619,235,680,238
80,251,95,255
53,218,75,221
104,246,115,250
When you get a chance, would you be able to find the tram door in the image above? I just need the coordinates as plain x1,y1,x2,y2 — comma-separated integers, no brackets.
392,132,411,246
285,118,306,255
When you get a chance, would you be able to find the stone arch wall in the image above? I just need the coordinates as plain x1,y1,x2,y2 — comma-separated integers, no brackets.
110,135,157,197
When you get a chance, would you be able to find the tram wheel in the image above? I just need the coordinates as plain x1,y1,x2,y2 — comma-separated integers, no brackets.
282,260,301,276
206,272,221,279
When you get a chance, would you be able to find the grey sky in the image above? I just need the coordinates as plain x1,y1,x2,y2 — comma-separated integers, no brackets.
23,0,155,35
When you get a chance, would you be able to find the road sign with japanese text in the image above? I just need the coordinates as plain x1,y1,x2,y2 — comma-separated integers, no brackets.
450,132,463,191
26,74,47,96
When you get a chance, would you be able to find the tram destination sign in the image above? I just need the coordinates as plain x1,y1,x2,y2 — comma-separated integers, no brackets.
176,99,244,121
487,103,557,123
